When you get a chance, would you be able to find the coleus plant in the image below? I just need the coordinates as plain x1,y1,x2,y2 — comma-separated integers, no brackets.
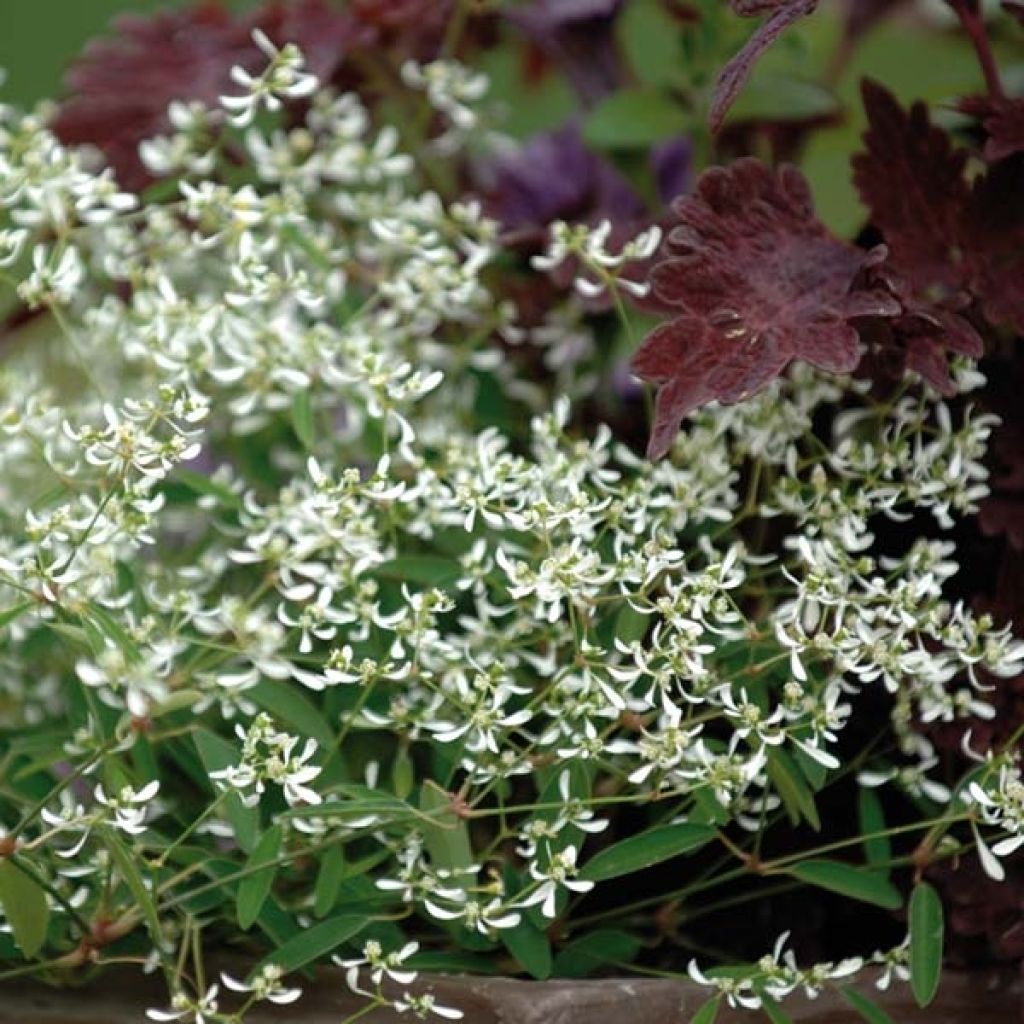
0,3,1022,1024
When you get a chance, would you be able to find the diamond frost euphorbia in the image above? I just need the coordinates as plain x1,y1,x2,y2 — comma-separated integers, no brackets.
0,23,1022,1024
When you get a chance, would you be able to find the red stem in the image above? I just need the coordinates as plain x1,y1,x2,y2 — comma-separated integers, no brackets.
950,0,1006,100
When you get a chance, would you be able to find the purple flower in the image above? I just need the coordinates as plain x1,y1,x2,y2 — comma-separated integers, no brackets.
506,0,624,105
481,120,644,230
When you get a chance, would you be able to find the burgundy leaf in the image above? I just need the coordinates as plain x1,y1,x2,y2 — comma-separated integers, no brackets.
52,1,369,190
852,79,971,292
630,158,885,458
854,81,1024,333
710,0,818,132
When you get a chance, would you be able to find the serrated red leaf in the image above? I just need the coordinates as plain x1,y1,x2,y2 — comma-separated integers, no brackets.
852,80,971,292
854,81,1024,334
631,159,884,458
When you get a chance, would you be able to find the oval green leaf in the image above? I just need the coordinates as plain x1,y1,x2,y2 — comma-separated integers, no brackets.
580,822,716,882
501,920,552,979
909,881,944,1007
237,825,283,930
0,858,49,957
786,859,902,910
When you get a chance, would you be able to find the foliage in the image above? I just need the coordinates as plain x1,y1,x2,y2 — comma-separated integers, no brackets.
0,2,1022,1022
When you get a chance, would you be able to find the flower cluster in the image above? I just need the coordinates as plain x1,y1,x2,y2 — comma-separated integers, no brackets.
0,22,1021,1024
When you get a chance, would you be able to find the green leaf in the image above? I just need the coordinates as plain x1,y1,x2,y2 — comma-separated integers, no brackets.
253,914,363,975
249,679,335,748
613,602,650,645
553,929,641,978
786,860,901,910
237,825,282,930
84,603,141,662
909,881,944,1007
583,88,683,149
501,920,552,979
392,746,415,800
761,995,795,1024
841,986,896,1024
618,0,683,89
767,749,820,831
291,390,316,451
728,72,838,124
580,822,716,882
375,556,463,588
419,781,474,873
0,858,49,957
314,846,346,918
857,788,891,873
172,467,241,509
99,828,162,947
689,996,720,1024
0,600,33,632
193,730,259,853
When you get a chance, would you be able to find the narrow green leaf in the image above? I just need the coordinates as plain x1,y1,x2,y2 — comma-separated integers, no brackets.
253,914,363,975
237,825,282,930
291,391,316,451
250,679,335,747
689,996,720,1024
761,995,795,1024
99,828,162,946
785,859,902,910
909,881,944,1007
857,788,891,872
841,986,896,1024
392,746,414,800
193,730,259,853
767,749,821,831
554,929,641,978
173,467,241,509
84,603,141,662
419,781,474,873
0,600,33,631
580,822,716,882
0,858,49,957
375,556,463,587
314,846,346,918
501,920,552,979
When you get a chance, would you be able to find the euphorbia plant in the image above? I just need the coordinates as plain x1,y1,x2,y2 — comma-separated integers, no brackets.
0,3,1023,1023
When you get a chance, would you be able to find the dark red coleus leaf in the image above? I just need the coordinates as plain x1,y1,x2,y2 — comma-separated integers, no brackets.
852,80,971,292
52,1,370,190
961,95,1024,162
853,80,1024,334
630,158,898,458
710,0,819,132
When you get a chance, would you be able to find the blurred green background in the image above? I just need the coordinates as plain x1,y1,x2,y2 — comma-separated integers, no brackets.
0,0,251,107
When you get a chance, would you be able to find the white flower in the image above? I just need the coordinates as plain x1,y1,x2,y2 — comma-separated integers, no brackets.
220,30,318,127
220,964,301,1005
95,780,160,836
146,985,219,1023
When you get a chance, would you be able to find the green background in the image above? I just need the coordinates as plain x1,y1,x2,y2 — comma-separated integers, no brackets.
0,0,251,107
